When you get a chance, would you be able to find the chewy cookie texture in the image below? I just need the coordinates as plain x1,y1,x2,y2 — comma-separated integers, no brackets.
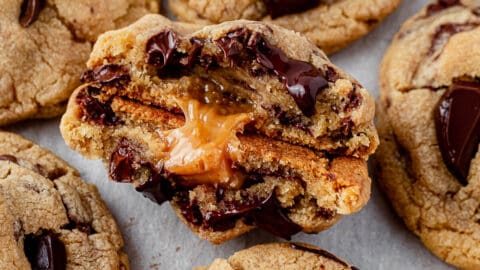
196,242,359,270
61,15,378,244
376,0,480,269
0,0,158,126
0,132,127,269
168,0,402,54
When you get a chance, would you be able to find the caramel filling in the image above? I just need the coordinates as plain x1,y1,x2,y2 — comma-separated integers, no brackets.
160,99,251,188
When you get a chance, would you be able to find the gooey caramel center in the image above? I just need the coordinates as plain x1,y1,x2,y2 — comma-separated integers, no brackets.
161,99,252,188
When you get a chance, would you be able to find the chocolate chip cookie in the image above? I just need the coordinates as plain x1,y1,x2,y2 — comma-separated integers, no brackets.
375,1,480,268
168,0,402,54
196,242,358,270
0,0,158,126
60,15,378,244
0,131,128,269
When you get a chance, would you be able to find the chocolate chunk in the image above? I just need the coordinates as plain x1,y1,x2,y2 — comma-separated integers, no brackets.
290,243,353,268
81,64,130,84
178,198,203,226
109,139,138,183
135,172,174,205
146,30,178,69
345,91,362,112
110,139,173,204
24,232,67,270
426,0,460,16
0,155,18,163
262,0,320,18
435,81,480,185
19,0,46,27
248,34,328,116
244,192,301,239
429,23,477,55
216,29,250,65
76,87,121,126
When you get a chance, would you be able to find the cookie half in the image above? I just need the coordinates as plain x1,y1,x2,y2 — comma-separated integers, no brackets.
0,132,127,269
376,1,480,268
60,15,378,244
0,0,158,126
196,242,358,270
168,0,402,54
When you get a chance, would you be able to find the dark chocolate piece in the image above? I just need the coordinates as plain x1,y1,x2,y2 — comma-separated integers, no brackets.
244,192,301,239
0,155,18,163
81,64,130,84
24,232,67,270
248,34,328,116
110,139,172,204
426,0,460,16
429,23,477,55
76,87,121,126
146,30,179,69
290,243,350,267
19,0,46,27
435,81,480,185
262,0,320,18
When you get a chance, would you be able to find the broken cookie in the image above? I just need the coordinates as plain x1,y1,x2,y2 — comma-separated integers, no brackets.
61,15,378,244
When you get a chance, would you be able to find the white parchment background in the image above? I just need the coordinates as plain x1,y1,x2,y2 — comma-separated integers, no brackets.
6,0,456,269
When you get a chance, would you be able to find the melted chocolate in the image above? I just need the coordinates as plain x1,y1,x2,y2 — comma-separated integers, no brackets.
76,87,121,126
426,0,460,16
430,23,477,55
262,0,320,18
19,0,46,27
0,155,18,163
435,81,480,185
24,232,67,270
110,139,172,204
290,243,350,267
146,29,329,117
81,64,130,84
146,30,178,69
244,192,301,239
248,34,328,116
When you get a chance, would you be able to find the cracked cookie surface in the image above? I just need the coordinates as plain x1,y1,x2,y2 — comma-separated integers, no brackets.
196,242,358,270
0,0,158,126
375,1,480,269
0,131,128,269
168,0,402,54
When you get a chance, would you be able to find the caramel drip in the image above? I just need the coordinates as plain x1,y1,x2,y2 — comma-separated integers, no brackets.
161,99,251,188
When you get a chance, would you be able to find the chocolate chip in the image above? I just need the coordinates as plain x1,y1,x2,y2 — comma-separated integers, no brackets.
146,30,179,69
340,117,354,136
177,198,203,226
76,87,121,126
81,64,130,84
435,80,480,185
24,232,67,270
426,0,460,16
110,139,173,204
19,0,45,27
135,172,174,205
290,243,350,267
216,29,250,66
248,34,328,116
0,155,18,163
262,0,320,18
109,139,138,183
244,192,301,239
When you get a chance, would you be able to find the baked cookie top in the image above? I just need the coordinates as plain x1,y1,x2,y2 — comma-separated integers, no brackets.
0,131,127,269
376,1,480,269
61,15,377,244
0,0,158,126
168,0,402,54
196,242,358,270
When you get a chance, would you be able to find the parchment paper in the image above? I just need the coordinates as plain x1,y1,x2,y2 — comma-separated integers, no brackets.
6,1,455,269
